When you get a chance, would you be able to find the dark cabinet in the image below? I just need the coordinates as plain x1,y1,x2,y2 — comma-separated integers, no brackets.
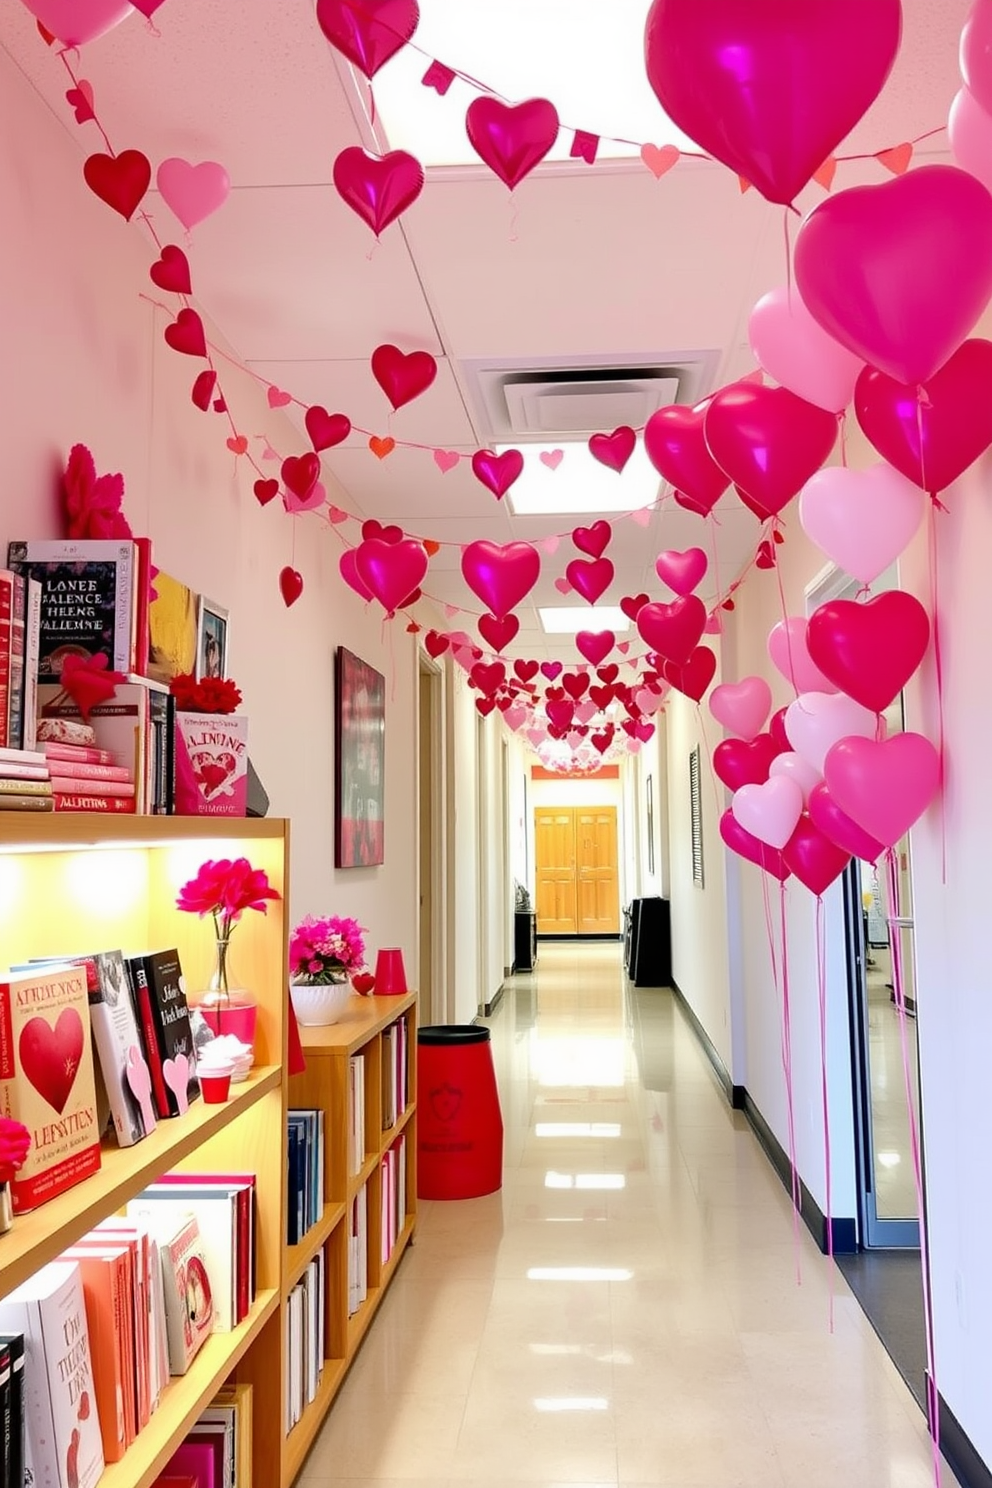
514,911,537,972
624,897,672,987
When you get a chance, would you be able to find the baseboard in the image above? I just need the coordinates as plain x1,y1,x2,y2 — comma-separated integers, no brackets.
481,981,505,1018
668,978,734,1101
937,1391,992,1488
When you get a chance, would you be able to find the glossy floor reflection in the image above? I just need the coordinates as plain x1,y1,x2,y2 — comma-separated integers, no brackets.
299,942,955,1488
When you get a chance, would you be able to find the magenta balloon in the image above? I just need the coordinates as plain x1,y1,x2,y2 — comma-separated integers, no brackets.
783,814,851,894
854,340,992,492
824,733,941,849
316,0,419,78
338,548,373,602
719,809,790,881
748,286,864,413
712,733,781,792
704,383,838,517
948,86,992,195
465,97,560,189
460,540,541,620
808,781,885,864
644,401,730,511
806,592,930,714
636,596,707,665
354,537,429,617
655,547,707,596
332,147,425,236
643,0,901,206
20,0,133,44
961,0,992,119
565,557,614,605
794,166,992,386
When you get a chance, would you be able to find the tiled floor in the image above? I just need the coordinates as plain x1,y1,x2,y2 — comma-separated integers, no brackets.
298,941,955,1488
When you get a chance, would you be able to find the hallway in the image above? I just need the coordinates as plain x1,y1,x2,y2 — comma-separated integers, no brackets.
298,943,954,1487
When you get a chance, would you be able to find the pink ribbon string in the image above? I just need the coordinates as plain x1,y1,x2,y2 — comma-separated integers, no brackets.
815,895,835,1331
779,880,802,1284
926,501,948,886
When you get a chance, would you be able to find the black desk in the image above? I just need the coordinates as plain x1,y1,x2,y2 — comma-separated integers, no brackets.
625,897,672,986
514,911,537,972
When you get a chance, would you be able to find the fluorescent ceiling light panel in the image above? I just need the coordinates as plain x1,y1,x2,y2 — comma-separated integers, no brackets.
505,442,659,516
371,0,691,167
539,607,630,635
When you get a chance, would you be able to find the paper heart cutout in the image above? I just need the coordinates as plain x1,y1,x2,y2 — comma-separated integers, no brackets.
162,1054,191,1116
150,243,191,294
328,506,349,524
554,577,572,596
540,448,564,470
157,157,230,231
362,520,403,544
433,449,460,473
226,435,248,456
164,308,207,358
268,386,292,409
191,369,217,411
306,405,352,452
254,478,279,506
597,664,619,683
65,79,95,124
641,142,681,178
279,566,304,607
19,1009,85,1114
83,149,151,221
369,435,396,459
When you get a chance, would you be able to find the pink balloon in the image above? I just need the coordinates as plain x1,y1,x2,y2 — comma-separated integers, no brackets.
588,427,636,472
785,691,880,775
783,815,851,895
794,166,992,386
465,97,559,189
712,734,782,792
768,617,839,695
332,147,424,236
19,0,132,45
719,808,790,882
824,733,941,849
460,540,540,619
371,344,437,410
961,0,992,119
769,705,791,754
748,286,864,413
949,87,992,195
637,596,707,665
504,704,528,731
798,464,926,584
575,631,615,667
655,547,708,596
472,448,523,499
316,0,419,78
643,0,901,205
565,557,614,605
808,781,885,864
709,676,772,741
853,340,992,493
733,775,804,850
769,751,822,806
704,383,838,518
354,538,429,617
643,401,730,512
156,158,229,230
807,592,931,714
339,548,373,602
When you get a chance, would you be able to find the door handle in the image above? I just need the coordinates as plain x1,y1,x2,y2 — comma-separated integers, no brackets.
889,916,914,929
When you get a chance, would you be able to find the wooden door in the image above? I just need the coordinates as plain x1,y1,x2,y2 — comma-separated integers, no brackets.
535,808,577,933
575,806,620,933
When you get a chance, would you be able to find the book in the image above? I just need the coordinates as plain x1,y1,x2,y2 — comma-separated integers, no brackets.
0,793,54,811
208,1381,252,1488
184,1418,231,1488
42,741,119,766
0,571,12,748
76,951,157,1147
157,1214,214,1375
38,676,167,813
53,792,137,814
7,538,137,679
174,711,249,817
0,761,49,779
44,758,132,782
7,573,26,751
59,1246,131,1461
84,1222,154,1427
0,1260,105,1488
128,1186,242,1332
0,777,51,794
0,745,46,765
162,1439,218,1488
0,1334,25,1488
23,575,41,751
1,1335,11,1488
125,950,199,1118
142,1172,256,1324
0,964,102,1213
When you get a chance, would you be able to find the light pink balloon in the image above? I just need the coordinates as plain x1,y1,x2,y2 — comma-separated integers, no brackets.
961,0,992,120
769,751,822,806
575,700,598,725
768,616,839,695
19,0,132,45
156,159,230,230
748,285,863,413
732,775,804,850
798,464,926,584
709,676,772,741
949,86,992,195
824,733,941,849
655,547,708,595
504,704,528,731
785,691,880,774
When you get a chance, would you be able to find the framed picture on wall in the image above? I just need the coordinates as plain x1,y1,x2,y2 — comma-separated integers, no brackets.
646,773,655,875
335,647,386,868
148,571,198,683
196,596,229,680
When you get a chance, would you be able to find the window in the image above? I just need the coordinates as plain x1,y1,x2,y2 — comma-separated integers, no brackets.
689,746,704,888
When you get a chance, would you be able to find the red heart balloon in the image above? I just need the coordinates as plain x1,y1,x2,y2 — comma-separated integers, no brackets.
768,706,791,753
597,664,620,684
575,631,615,667
333,146,425,235
315,0,419,78
562,672,590,701
572,521,612,558
150,244,192,294
807,591,930,713
782,814,851,895
471,448,524,499
712,733,782,791
424,630,449,659
164,308,207,358
83,149,151,220
354,538,429,616
361,519,403,545
191,369,217,411
478,613,520,653
305,405,352,453
253,478,279,507
659,645,716,701
470,660,507,695
371,343,437,409
854,339,992,493
588,426,637,473
546,698,575,732
461,540,540,619
339,548,374,601
719,809,790,881
476,696,496,717
620,593,649,621
565,557,614,605
636,596,707,664
589,684,614,709
281,452,320,501
514,659,539,683
644,400,730,511
704,383,838,516
279,566,304,607
465,96,560,189
591,728,615,755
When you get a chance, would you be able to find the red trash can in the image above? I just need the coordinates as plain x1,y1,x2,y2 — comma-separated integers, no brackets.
417,1025,503,1199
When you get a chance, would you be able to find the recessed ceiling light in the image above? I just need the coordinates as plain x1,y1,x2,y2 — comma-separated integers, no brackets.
370,0,691,168
504,442,660,516
539,607,630,635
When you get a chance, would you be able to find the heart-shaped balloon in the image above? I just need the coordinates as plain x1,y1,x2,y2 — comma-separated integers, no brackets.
620,593,649,621
572,521,612,558
164,308,207,358
472,448,523,499
798,464,926,584
83,150,151,221
782,815,851,894
465,97,560,189
644,0,902,205
769,706,791,753
546,698,575,732
478,613,520,653
719,808,790,881
332,146,425,236
156,158,230,230
637,596,707,664
794,166,992,385
461,540,540,618
806,592,931,713
371,343,437,409
644,401,730,512
709,676,772,741
540,661,563,681
824,733,941,849
279,566,304,607
339,549,374,601
712,733,781,792
655,547,707,596
733,775,805,850
962,2,992,118
768,616,838,695
565,557,614,605
748,285,864,413
853,340,992,493
355,538,429,616
514,659,538,683
305,406,352,453
315,0,419,77
704,382,838,517
471,660,506,695
191,369,217,411
949,85,992,195
20,0,132,46
588,426,636,472
281,452,320,502
562,672,590,701
808,781,885,864
658,646,716,702
785,691,880,774
150,244,191,294
575,631,615,667
768,751,822,806
253,478,279,507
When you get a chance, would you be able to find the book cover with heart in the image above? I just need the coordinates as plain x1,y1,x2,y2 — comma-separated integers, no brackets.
0,965,101,1213
174,711,248,817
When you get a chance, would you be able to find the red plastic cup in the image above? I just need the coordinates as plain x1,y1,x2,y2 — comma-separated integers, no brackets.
198,1067,233,1104
374,947,408,996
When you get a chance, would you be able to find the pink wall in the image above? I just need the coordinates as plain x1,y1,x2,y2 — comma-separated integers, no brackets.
1,47,419,971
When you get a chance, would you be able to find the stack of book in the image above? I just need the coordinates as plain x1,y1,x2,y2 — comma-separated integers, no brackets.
153,1381,253,1488
42,733,136,812
286,1108,325,1246
0,564,41,753
380,1133,408,1267
37,679,174,815
0,743,52,811
285,1253,325,1434
381,1017,409,1132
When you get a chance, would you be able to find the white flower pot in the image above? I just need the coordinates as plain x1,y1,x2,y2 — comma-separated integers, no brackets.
289,979,353,1026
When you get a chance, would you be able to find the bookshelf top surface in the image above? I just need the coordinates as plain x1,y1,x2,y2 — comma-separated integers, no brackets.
296,991,417,1054
0,814,289,851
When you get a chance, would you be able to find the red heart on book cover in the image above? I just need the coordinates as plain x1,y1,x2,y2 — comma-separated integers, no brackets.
19,1009,85,1115
67,1428,80,1488
77,1391,91,1421
191,748,237,798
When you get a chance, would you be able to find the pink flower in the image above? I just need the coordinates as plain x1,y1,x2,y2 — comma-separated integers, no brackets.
177,857,280,935
290,913,367,981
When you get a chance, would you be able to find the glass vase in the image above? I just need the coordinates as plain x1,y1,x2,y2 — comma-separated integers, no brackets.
195,936,258,1051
